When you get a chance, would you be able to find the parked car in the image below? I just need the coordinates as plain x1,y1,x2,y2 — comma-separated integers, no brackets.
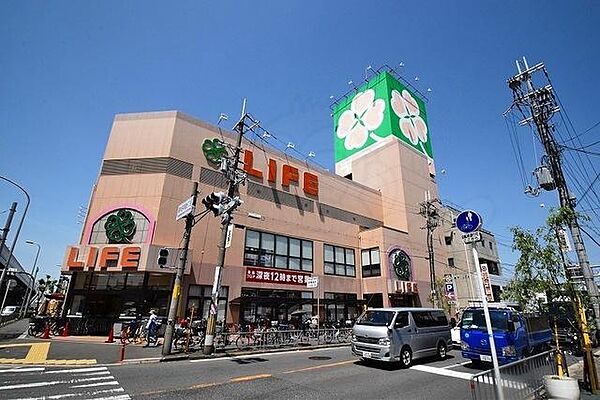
460,305,552,365
1,306,19,317
351,307,452,367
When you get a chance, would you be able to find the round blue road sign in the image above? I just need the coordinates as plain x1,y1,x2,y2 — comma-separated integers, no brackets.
455,210,482,234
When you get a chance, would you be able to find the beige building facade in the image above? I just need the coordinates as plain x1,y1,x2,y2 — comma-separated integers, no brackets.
60,71,450,327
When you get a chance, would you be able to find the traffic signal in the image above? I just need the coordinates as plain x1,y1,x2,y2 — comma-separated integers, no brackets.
157,248,169,267
201,192,228,216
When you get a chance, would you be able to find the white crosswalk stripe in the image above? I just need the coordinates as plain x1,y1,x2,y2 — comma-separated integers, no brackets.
0,366,131,400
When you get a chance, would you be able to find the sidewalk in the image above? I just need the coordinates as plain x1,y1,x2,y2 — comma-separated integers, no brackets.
0,320,163,365
566,352,600,399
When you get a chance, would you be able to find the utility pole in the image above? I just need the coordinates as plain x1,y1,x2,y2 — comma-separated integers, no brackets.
508,58,600,392
0,202,17,303
162,181,199,356
203,102,248,355
420,192,441,307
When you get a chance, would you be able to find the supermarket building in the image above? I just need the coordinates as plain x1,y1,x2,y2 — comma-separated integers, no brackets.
61,71,450,327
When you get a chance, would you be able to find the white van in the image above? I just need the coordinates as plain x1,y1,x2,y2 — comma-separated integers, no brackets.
351,307,452,367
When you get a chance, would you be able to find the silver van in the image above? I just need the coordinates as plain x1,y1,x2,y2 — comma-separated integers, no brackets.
351,307,452,367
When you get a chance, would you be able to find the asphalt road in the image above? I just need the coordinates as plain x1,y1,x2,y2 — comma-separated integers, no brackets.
117,346,481,400
0,347,483,399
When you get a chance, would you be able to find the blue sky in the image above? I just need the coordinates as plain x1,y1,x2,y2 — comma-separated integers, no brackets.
1,1,600,279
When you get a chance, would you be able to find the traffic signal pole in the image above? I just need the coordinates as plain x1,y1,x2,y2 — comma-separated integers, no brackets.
203,107,247,355
162,181,198,356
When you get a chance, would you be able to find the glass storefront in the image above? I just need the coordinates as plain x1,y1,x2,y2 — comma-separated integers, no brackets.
65,271,173,318
185,285,229,322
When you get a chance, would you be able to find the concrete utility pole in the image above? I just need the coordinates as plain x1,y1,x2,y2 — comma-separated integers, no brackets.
162,181,199,356
203,103,248,355
508,57,600,392
420,192,441,307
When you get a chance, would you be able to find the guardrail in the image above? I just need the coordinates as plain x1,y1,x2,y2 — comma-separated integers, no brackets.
470,350,557,400
204,327,352,352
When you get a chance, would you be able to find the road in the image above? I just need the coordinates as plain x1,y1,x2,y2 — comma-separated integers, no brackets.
0,346,487,400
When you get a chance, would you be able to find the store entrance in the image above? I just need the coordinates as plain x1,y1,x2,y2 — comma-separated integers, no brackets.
389,293,417,307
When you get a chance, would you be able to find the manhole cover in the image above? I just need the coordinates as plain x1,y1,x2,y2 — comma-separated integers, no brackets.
308,356,332,360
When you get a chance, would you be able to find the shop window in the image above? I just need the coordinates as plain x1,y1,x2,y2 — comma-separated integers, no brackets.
324,292,358,323
72,272,91,290
361,248,381,277
186,285,228,322
324,244,356,277
240,287,313,326
125,273,144,287
244,229,313,272
90,273,126,290
89,208,150,244
147,273,173,289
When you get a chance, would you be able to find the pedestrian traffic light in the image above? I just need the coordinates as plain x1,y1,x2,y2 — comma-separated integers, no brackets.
157,248,169,267
201,192,228,216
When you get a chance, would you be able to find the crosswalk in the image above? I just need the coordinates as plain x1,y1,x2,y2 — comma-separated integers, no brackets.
0,366,130,400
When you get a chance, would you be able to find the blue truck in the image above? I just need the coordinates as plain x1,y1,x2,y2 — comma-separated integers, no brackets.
460,306,552,364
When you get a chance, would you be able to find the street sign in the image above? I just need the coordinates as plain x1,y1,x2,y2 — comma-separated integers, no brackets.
306,276,319,288
225,224,234,249
176,196,195,220
444,274,456,300
455,210,482,234
462,231,482,244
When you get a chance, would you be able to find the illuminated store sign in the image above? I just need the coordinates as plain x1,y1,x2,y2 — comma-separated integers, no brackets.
245,266,311,286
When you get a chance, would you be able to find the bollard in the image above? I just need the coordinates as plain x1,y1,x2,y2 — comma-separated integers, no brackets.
41,322,50,339
119,343,126,362
61,320,69,337
105,326,115,343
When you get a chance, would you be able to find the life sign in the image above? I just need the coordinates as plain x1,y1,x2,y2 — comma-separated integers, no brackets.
455,210,482,234
242,150,319,196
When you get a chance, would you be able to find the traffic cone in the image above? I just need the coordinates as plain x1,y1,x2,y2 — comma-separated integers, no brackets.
41,322,50,339
105,326,115,343
61,320,69,337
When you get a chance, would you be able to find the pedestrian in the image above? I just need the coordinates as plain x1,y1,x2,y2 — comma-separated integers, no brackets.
144,309,158,347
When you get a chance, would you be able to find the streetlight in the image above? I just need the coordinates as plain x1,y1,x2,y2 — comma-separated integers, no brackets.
20,241,40,317
0,176,30,298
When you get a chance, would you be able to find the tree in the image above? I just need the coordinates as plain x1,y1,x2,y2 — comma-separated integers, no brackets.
502,208,568,312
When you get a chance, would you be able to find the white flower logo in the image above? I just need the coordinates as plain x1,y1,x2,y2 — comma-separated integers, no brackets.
391,89,428,146
336,89,385,150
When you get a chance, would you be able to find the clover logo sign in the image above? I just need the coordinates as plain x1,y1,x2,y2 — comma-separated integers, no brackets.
104,209,137,244
202,138,227,164
390,249,411,281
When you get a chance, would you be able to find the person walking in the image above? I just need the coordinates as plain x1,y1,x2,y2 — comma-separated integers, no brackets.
144,309,159,347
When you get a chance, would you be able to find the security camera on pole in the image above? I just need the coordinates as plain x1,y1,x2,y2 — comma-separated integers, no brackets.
456,210,504,400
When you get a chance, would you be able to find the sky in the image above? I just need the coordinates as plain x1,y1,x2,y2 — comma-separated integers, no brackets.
1,1,600,280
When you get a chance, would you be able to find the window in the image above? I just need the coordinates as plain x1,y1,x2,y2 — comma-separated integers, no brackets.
244,229,313,272
89,209,150,244
489,242,493,250
361,248,381,277
394,312,409,328
324,244,356,277
324,292,358,323
412,311,448,328
444,235,452,246
448,258,455,268
186,285,228,321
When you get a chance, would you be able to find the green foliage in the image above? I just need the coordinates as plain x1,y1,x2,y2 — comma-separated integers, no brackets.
502,207,573,312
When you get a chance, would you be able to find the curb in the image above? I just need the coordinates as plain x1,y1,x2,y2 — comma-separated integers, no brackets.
160,342,350,362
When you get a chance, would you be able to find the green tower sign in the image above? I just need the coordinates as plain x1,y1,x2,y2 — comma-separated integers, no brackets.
333,71,432,164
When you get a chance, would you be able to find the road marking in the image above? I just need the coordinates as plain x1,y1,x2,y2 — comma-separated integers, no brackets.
230,373,272,382
190,346,339,363
282,359,355,374
70,381,120,388
91,395,130,400
46,367,108,374
442,361,471,369
0,367,45,373
0,380,64,390
17,331,29,340
189,382,221,389
410,364,474,380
